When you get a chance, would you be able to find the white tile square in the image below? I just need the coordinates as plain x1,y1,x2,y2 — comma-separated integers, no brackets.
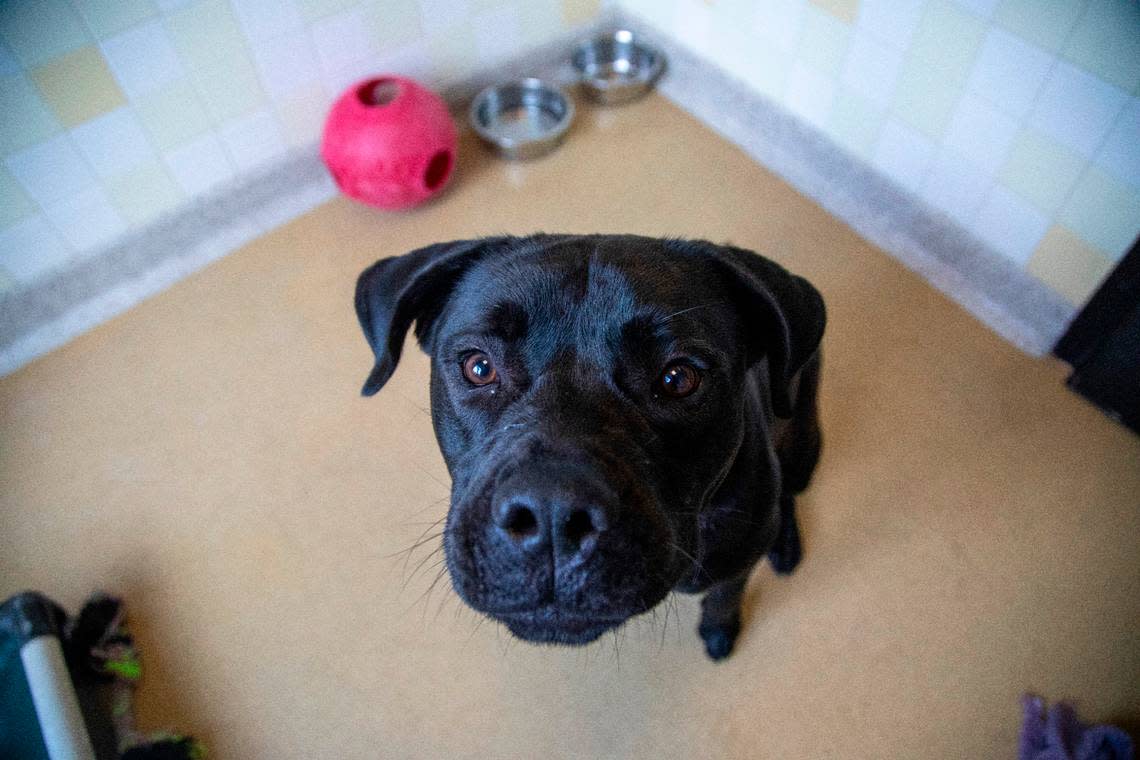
0,215,73,284
943,92,1019,170
312,7,378,77
417,0,472,36
163,132,235,195
230,0,303,42
70,108,155,180
919,147,992,225
250,29,321,99
376,42,432,84
952,0,998,18
966,27,1053,121
673,0,714,59
841,30,904,108
320,60,372,97
872,118,935,194
970,184,1049,265
42,186,125,252
1028,60,1129,159
100,20,185,99
4,134,96,207
472,6,522,67
784,62,834,130
1094,97,1140,190
856,0,925,51
218,108,287,172
704,19,752,77
753,0,806,52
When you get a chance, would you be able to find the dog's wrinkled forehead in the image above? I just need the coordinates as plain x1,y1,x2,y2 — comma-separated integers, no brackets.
440,242,726,366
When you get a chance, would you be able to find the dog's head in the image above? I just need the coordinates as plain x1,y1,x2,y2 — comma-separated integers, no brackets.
356,235,823,644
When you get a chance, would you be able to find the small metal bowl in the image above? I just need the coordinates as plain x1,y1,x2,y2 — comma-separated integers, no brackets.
469,78,575,160
572,29,665,105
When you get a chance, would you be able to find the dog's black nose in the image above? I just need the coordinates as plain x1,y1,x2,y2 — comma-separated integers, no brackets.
492,492,610,563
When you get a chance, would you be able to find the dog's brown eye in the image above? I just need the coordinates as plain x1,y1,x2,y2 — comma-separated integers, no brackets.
462,353,497,386
658,362,701,398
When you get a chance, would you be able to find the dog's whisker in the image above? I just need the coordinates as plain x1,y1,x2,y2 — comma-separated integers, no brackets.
416,566,451,623
668,541,699,568
654,301,723,324
462,614,489,650
413,463,451,490
433,587,453,622
389,516,447,563
401,566,445,618
665,597,674,647
399,541,444,588
402,552,445,599
400,516,447,527
387,530,444,564
405,495,450,519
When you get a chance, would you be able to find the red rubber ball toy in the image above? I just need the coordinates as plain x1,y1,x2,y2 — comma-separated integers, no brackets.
321,76,457,210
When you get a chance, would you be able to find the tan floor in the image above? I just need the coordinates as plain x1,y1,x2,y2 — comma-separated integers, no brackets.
2,95,1138,759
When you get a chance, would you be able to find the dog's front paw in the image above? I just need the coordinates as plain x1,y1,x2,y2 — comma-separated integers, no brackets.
698,618,741,662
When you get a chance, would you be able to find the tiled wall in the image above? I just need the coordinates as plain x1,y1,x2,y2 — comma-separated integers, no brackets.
0,0,598,295
618,0,1140,306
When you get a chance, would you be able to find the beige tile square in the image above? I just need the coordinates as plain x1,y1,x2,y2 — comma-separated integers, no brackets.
1026,224,1116,305
561,0,600,26
106,159,183,225
31,45,126,128
809,0,859,24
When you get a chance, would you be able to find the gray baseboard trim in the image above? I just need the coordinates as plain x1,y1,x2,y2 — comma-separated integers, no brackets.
0,7,1073,375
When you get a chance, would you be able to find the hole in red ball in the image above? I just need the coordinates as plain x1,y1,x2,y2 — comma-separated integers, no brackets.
357,78,401,106
424,150,452,191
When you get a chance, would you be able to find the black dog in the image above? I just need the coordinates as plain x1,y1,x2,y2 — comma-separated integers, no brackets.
355,235,825,660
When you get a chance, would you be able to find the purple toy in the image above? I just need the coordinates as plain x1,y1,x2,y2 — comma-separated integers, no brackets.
1020,694,1134,760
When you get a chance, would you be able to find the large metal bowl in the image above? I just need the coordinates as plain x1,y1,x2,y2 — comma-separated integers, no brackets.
469,78,575,160
572,29,665,105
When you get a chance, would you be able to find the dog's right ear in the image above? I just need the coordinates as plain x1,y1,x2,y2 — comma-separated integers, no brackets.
354,238,502,396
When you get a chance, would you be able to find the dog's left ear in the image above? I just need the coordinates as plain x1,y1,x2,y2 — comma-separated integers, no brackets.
704,243,826,418
354,237,504,396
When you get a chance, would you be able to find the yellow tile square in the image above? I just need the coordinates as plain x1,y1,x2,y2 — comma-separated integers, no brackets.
31,45,126,128
810,0,859,24
1026,225,1115,306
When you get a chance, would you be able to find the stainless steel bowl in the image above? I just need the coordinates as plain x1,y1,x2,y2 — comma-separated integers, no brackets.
469,78,575,160
572,29,665,105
